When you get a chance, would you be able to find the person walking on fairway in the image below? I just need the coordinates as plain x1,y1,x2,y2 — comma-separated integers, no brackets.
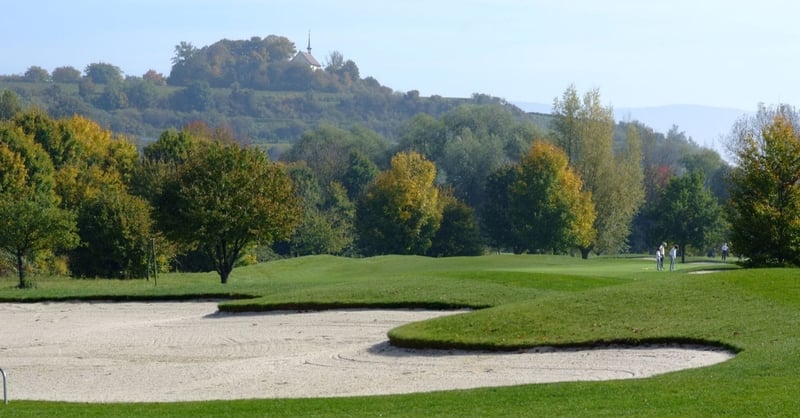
721,242,729,261
669,245,678,271
657,242,666,271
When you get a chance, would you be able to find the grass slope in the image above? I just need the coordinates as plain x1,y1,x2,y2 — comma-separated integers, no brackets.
1,255,798,416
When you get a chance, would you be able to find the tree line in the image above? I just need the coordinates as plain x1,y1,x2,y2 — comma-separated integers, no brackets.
3,84,796,287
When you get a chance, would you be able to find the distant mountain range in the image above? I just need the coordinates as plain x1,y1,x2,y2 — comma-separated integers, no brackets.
513,102,753,160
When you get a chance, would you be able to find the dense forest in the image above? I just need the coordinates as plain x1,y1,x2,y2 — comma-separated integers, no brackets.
1,34,751,285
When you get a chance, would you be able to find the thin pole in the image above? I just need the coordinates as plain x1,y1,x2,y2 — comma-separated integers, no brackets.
152,237,158,286
1,367,7,404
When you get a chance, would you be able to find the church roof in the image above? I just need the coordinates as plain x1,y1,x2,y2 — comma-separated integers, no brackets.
292,51,321,68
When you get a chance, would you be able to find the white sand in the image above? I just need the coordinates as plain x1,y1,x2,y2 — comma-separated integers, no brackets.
0,301,733,403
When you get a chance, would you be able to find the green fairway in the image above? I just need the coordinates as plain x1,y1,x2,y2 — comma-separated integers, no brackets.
2,254,798,416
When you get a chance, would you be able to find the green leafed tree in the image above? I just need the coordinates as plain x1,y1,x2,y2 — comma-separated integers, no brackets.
427,190,483,257
396,103,539,209
124,77,159,109
480,164,520,252
0,90,22,120
157,141,301,283
650,172,724,263
70,187,158,279
84,62,123,85
341,150,379,201
552,85,644,256
143,128,204,164
440,126,505,209
0,124,78,287
727,105,800,266
171,81,212,112
24,66,50,83
284,124,389,189
278,163,356,256
356,151,441,256
52,66,82,83
0,197,79,287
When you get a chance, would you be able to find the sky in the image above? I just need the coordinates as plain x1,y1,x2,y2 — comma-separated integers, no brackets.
3,0,799,112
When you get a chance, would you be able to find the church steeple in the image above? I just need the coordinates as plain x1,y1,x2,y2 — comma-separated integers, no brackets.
291,30,321,70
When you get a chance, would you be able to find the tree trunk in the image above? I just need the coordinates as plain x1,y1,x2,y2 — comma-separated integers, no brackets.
680,242,687,264
217,254,234,284
217,258,233,284
578,245,592,260
16,250,26,288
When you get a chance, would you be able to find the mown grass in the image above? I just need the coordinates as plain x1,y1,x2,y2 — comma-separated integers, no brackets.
2,254,798,416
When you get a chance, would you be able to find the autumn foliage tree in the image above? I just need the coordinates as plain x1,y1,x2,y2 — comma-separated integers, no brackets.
482,141,595,255
10,112,156,279
357,151,441,255
513,141,595,255
727,105,800,266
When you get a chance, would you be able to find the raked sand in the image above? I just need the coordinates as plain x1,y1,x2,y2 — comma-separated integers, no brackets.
0,301,734,402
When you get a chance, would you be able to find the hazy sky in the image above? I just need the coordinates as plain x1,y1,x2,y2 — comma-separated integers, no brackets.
3,0,798,111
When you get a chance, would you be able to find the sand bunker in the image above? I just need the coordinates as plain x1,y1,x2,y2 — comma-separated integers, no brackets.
0,301,733,402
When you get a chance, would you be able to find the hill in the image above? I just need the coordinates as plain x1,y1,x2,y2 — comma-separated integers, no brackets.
0,34,529,146
1,33,734,157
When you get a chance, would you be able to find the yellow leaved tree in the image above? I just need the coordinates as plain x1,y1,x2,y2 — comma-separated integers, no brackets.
511,141,596,256
356,151,442,255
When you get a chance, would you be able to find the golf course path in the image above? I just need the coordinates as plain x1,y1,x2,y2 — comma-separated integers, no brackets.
0,301,734,402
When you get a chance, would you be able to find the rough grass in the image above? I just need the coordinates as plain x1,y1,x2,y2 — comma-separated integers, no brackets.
2,255,798,416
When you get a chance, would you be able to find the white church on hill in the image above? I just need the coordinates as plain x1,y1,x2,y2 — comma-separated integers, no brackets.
291,32,321,71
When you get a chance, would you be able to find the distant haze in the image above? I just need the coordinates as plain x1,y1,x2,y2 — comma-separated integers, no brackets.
514,102,752,161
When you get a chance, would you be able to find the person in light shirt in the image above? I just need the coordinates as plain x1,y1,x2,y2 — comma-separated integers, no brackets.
669,245,678,271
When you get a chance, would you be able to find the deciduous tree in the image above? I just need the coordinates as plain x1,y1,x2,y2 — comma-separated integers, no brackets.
0,90,22,120
427,191,483,257
727,105,800,266
158,141,301,283
24,66,50,83
480,164,519,252
0,124,78,287
357,151,441,255
70,187,156,278
397,104,539,209
284,124,388,188
277,163,355,256
552,86,643,256
12,112,157,279
84,62,123,85
52,66,82,83
650,172,723,263
511,141,595,255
